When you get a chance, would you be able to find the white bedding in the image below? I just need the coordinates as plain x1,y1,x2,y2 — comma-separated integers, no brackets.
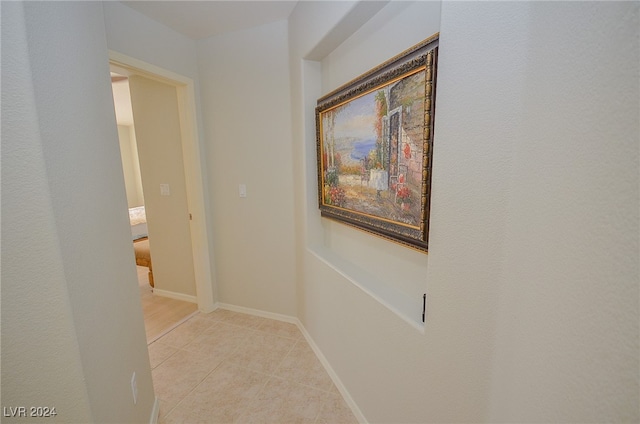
128,206,147,225
129,206,148,240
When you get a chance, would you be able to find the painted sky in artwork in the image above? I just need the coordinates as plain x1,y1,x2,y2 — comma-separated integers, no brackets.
323,90,379,166
331,91,377,141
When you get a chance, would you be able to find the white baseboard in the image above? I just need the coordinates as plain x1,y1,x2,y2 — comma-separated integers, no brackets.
149,397,160,424
214,303,367,424
216,303,298,324
153,288,197,304
294,318,368,424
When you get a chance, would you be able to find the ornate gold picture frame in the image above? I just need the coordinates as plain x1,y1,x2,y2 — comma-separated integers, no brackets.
316,34,438,252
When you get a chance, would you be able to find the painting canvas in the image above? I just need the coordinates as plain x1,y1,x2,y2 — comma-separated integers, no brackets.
316,35,438,252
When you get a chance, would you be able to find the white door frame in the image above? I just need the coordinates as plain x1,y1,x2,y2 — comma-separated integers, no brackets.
109,50,216,312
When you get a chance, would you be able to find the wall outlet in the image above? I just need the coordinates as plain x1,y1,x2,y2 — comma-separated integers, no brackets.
131,372,138,404
239,184,247,198
160,183,170,196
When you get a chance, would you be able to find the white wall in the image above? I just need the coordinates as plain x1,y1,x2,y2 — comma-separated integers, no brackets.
1,2,155,422
197,20,297,316
290,1,639,422
475,2,639,421
103,2,199,80
118,125,145,208
1,3,93,421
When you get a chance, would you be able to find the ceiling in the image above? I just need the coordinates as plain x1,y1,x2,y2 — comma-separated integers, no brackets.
120,1,299,40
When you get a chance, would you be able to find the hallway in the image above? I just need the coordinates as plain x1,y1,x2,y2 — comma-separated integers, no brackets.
149,309,357,423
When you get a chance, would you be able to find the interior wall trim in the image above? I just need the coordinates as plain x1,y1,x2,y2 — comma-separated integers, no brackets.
152,289,197,304
149,396,160,424
108,49,217,313
215,303,298,324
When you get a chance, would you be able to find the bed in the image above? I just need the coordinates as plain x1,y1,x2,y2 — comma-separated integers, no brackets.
129,206,154,288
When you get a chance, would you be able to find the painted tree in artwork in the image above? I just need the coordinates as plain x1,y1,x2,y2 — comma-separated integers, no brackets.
324,110,336,169
323,104,348,173
322,106,346,206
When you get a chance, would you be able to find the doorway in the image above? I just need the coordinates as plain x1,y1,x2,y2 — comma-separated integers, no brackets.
109,51,215,327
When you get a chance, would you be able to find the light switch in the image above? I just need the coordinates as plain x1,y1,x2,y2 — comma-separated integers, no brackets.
239,184,247,198
160,183,170,196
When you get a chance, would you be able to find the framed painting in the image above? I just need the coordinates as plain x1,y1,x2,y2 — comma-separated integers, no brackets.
316,34,438,252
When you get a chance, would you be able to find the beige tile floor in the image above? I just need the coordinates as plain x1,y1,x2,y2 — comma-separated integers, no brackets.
137,266,199,344
149,309,358,424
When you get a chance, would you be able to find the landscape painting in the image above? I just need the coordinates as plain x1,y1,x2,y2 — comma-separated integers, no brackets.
316,35,438,252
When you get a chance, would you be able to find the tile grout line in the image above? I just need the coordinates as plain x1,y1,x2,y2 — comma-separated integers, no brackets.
158,314,272,422
149,318,221,371
159,331,243,420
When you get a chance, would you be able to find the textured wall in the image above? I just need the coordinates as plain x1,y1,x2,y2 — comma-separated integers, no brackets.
291,1,639,422
103,2,199,81
1,3,92,421
478,2,640,421
197,20,297,316
2,2,156,422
